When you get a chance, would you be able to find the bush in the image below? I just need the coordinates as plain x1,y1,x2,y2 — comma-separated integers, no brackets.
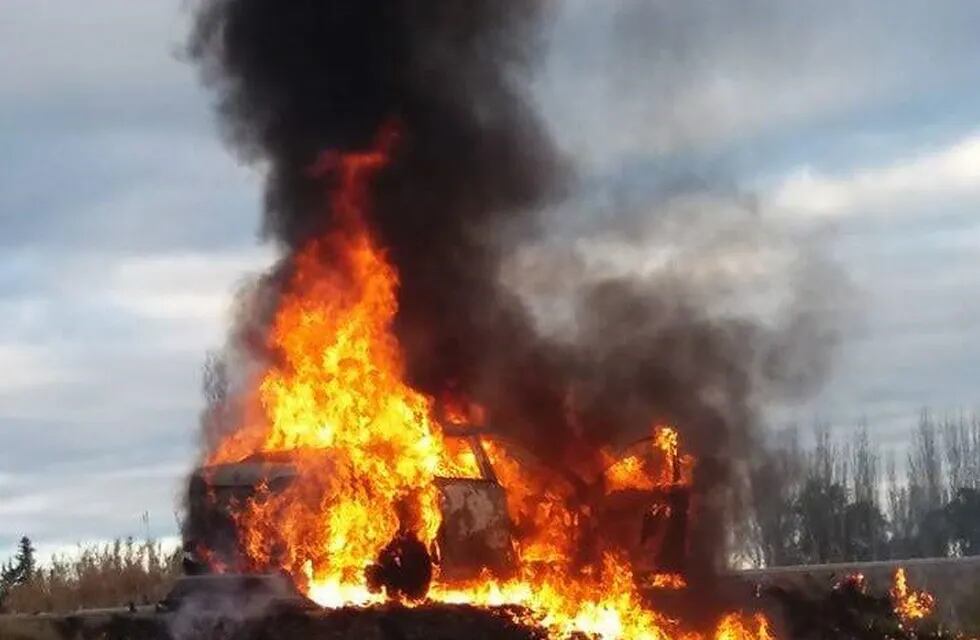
2,538,181,613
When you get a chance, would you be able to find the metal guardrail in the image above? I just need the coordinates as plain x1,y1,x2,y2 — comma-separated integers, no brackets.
729,554,980,578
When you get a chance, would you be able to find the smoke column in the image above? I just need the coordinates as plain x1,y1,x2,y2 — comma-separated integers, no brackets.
190,0,842,572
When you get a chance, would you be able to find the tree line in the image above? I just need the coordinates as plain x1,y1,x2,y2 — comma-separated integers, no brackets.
746,410,980,567
0,537,179,613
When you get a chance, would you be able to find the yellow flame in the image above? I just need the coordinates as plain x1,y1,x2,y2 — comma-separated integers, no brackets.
891,567,935,623
605,425,693,493
714,613,774,640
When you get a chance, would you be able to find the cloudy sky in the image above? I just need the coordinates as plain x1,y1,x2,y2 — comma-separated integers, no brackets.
1,1,978,558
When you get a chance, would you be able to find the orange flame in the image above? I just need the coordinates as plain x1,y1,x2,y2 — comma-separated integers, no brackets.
210,130,475,601
645,573,688,590
605,425,693,493
891,567,935,623
714,613,774,640
209,134,773,639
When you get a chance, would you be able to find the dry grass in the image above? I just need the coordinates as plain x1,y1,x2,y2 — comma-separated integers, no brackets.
3,538,181,613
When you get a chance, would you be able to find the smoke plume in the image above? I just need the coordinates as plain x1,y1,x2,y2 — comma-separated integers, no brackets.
189,0,844,570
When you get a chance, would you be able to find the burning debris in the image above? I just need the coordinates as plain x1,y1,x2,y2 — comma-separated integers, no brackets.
176,0,856,638
765,568,948,640
891,568,936,624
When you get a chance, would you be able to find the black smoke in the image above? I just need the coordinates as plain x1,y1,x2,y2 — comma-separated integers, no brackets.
189,0,575,456
191,0,563,436
189,0,843,572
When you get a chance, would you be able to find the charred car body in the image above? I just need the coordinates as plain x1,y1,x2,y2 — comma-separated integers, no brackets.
182,429,690,590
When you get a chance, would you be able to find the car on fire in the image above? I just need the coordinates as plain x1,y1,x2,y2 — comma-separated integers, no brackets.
181,426,691,586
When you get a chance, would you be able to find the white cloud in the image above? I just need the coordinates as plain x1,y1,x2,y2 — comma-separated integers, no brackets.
0,459,190,552
0,493,53,519
769,133,980,218
106,249,274,326
539,0,980,170
765,135,980,437
0,246,274,435
0,344,73,392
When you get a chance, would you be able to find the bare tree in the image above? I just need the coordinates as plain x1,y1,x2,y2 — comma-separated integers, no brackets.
909,409,945,509
943,412,980,494
886,451,910,558
904,410,950,557
851,420,879,507
750,425,805,566
940,411,980,557
794,422,849,563
845,421,885,560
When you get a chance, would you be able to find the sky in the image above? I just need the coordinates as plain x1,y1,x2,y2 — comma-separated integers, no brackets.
1,1,978,559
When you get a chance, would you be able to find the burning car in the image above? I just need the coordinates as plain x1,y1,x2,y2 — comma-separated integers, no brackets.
182,422,692,597
182,428,514,584
164,123,728,636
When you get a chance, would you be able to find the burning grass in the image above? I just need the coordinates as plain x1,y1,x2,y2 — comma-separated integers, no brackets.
766,569,951,640
892,568,936,624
